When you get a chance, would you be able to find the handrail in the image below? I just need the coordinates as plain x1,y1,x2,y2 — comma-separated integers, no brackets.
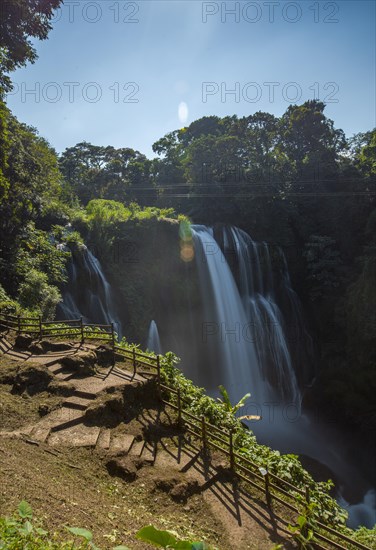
0,311,371,550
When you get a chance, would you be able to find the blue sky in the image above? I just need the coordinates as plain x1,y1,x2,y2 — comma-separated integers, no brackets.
5,0,376,158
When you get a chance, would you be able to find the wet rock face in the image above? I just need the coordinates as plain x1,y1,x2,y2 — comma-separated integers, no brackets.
11,365,54,396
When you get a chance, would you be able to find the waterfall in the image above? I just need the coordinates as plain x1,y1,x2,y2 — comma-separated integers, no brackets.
339,490,376,529
147,320,162,354
191,224,308,406
190,224,376,530
56,246,122,339
228,227,300,404
191,225,267,404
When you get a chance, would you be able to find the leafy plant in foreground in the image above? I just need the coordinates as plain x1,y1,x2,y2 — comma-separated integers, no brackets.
0,502,130,550
216,385,261,421
136,525,214,549
287,503,317,549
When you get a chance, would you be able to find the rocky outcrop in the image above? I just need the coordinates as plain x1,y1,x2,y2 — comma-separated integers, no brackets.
11,364,54,396
60,350,97,375
105,455,138,481
153,475,200,503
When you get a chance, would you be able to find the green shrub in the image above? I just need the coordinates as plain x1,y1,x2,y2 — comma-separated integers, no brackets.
18,269,61,320
0,502,131,550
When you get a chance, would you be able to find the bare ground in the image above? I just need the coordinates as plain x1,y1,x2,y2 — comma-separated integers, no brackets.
0,350,296,550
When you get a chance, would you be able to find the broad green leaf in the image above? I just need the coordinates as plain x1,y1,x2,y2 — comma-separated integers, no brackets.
35,527,48,536
297,515,307,529
236,393,251,408
174,542,195,549
66,526,93,541
218,385,231,409
18,501,33,519
136,525,178,547
18,520,34,536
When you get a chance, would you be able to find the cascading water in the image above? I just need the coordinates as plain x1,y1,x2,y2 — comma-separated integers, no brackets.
192,225,263,403
191,224,307,408
56,245,122,339
189,224,374,529
339,490,376,529
227,227,302,404
147,320,162,354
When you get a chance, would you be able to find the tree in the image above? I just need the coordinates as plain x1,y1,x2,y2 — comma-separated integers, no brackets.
18,268,61,320
0,0,62,93
0,107,64,294
350,129,376,179
59,142,154,205
0,100,9,201
303,235,343,301
277,100,346,183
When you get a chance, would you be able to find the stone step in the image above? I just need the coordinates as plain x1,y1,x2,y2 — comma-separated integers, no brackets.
50,410,85,432
48,424,101,447
0,338,12,354
73,390,97,400
129,439,144,458
141,442,156,463
30,426,51,443
55,371,76,381
35,357,64,367
96,428,111,450
62,396,91,411
6,350,29,360
48,364,67,375
109,433,135,454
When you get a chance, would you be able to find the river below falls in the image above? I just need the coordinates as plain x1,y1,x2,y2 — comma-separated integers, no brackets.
243,405,376,529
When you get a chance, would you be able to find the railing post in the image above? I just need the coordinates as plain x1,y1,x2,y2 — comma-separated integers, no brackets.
201,415,207,452
17,314,21,334
39,316,42,340
264,469,271,506
80,317,84,343
265,471,270,495
156,355,161,394
111,323,115,367
259,467,270,504
229,429,235,471
132,348,136,375
177,388,182,427
305,486,310,505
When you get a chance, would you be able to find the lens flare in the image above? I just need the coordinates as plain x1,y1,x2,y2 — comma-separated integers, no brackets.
178,101,188,124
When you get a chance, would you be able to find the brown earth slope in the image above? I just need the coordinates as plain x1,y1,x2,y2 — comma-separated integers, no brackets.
0,339,295,549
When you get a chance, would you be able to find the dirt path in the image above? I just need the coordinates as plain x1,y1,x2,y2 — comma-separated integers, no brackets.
0,336,295,549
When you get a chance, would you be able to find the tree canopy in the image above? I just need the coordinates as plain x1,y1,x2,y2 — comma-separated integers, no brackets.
0,0,62,93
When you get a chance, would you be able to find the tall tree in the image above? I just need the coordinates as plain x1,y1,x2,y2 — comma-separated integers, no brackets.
0,107,63,294
0,0,62,93
59,142,154,205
